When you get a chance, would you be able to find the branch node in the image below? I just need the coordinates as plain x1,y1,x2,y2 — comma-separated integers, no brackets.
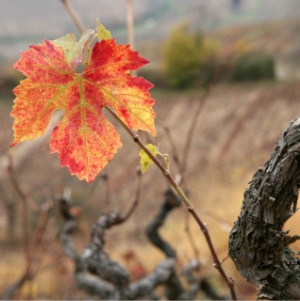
201,223,208,234
212,262,221,269
163,170,171,177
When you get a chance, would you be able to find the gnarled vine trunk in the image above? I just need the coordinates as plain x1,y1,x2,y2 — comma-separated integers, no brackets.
59,188,227,300
229,118,300,300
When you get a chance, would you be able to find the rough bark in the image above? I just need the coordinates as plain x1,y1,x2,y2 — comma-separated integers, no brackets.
229,117,300,300
59,197,179,300
59,189,226,300
145,188,181,258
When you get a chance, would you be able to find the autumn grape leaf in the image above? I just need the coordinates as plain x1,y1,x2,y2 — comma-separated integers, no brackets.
139,144,159,173
11,27,156,182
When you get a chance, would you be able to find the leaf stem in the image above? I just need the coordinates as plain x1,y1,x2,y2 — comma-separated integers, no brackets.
105,106,237,300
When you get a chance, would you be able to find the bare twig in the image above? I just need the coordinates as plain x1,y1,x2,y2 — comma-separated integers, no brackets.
60,0,85,34
30,200,53,247
122,169,142,221
164,126,200,259
86,172,110,207
164,126,181,169
181,259,227,300
102,173,111,210
184,211,201,259
125,0,137,77
4,160,54,299
214,94,266,169
201,208,232,232
188,208,236,300
179,93,208,176
164,64,229,264
7,153,32,288
179,60,227,177
3,273,28,300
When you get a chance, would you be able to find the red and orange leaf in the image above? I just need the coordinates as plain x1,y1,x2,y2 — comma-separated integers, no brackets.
11,37,156,182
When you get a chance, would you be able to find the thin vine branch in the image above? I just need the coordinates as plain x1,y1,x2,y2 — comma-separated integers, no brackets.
4,157,54,299
188,208,236,299
164,63,228,262
179,93,208,176
122,168,142,220
7,152,32,279
180,62,228,176
105,106,237,300
164,126,181,170
184,211,200,259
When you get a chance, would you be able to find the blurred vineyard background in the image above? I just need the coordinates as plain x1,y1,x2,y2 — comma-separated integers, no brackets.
1,0,300,299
